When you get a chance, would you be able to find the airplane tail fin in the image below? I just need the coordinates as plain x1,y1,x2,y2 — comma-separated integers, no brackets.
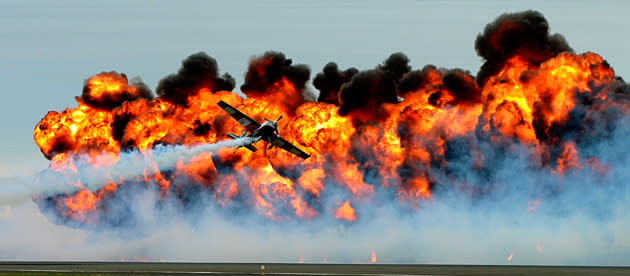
227,130,248,140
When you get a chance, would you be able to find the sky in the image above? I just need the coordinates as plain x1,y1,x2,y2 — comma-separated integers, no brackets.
2,0,630,264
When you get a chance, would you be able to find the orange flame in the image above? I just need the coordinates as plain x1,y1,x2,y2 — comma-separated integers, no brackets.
507,251,514,261
334,201,358,222
32,49,629,225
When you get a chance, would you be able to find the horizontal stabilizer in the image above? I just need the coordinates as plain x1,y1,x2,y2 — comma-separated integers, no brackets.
244,144,257,152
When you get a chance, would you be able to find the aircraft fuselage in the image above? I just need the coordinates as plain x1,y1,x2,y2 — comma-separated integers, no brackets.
218,100,310,159
249,122,278,142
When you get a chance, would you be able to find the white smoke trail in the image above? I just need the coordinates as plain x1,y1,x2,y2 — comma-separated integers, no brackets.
75,136,259,192
0,137,257,206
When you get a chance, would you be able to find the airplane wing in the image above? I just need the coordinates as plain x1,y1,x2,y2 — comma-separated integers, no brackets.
218,100,261,133
270,136,311,159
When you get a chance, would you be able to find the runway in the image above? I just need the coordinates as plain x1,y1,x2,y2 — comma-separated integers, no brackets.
0,262,629,275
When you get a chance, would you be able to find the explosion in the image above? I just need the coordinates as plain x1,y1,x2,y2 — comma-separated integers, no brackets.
32,10,630,228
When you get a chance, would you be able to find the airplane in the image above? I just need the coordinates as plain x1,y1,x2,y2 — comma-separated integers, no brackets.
217,100,311,159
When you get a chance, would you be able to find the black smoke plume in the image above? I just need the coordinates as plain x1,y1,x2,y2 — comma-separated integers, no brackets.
337,53,411,117
398,66,481,107
240,51,311,94
156,52,235,106
398,65,443,95
313,62,358,105
475,10,572,86
377,52,412,81
338,70,398,118
442,69,482,105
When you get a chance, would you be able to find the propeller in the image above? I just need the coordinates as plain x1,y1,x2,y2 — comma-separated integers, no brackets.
263,115,283,124
272,115,282,134
263,115,284,133
265,115,284,150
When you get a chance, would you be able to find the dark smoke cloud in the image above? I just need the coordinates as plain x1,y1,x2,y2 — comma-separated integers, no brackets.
337,53,411,117
377,52,412,81
475,10,572,85
397,66,481,108
156,52,235,106
338,70,398,117
80,72,153,110
240,51,311,94
398,65,443,95
313,62,358,105
442,69,482,105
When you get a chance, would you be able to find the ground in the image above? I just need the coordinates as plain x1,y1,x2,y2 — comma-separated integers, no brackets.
0,262,629,275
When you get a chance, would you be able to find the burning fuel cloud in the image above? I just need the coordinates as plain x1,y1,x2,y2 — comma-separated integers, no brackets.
12,9,630,263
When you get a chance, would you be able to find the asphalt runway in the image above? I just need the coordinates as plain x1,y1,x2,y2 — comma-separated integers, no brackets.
0,262,629,275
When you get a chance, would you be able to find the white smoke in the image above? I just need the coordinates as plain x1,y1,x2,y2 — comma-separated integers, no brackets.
0,137,257,206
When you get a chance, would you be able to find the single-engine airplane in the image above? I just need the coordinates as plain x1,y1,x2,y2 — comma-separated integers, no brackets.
218,100,310,159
